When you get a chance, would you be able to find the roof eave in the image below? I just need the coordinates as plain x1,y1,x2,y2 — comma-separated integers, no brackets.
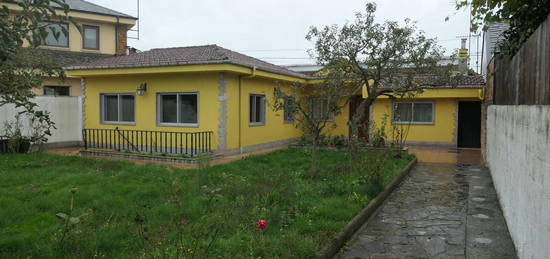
64,60,313,80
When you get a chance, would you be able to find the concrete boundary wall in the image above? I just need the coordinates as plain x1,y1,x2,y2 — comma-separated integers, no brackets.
486,105,550,258
0,96,82,144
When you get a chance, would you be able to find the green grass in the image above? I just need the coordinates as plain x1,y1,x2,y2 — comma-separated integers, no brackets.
0,148,413,258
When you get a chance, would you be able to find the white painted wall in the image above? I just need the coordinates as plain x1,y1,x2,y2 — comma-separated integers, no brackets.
486,105,550,259
0,96,82,144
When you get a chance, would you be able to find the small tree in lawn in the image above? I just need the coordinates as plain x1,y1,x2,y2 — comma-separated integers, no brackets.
306,2,455,160
0,0,74,143
272,72,354,174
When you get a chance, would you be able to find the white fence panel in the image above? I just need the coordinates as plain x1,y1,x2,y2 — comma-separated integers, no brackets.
0,96,82,144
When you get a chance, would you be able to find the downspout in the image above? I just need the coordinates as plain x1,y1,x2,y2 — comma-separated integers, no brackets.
238,66,257,153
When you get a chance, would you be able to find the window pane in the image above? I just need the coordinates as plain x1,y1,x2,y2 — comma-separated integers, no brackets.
284,97,294,122
56,86,70,96
413,103,433,123
255,96,263,123
393,103,413,122
179,94,197,124
311,99,323,120
44,86,56,96
84,26,98,49
42,23,68,47
249,95,255,122
120,95,135,122
161,95,177,123
104,95,118,121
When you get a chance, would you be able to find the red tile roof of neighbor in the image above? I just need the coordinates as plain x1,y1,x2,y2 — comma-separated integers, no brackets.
65,44,312,79
65,44,485,87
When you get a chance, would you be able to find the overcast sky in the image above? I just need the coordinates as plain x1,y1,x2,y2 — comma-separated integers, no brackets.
89,0,481,70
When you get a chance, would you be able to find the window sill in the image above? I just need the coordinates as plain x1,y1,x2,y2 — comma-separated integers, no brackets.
82,48,101,53
101,121,136,126
249,122,266,127
158,123,199,128
392,121,434,125
39,45,70,50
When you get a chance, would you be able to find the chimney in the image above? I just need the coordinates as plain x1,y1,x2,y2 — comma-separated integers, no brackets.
458,38,469,74
115,24,129,55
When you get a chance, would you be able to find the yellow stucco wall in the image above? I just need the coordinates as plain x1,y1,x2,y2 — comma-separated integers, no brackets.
370,98,458,145
84,72,221,149
34,19,117,55
235,76,302,149
80,65,482,150
83,72,306,151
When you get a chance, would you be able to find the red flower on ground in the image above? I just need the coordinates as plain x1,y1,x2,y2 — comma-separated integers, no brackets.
257,219,267,230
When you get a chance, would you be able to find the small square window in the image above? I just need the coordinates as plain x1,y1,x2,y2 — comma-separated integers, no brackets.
158,93,198,126
83,25,99,50
101,94,135,124
310,98,334,121
43,85,70,96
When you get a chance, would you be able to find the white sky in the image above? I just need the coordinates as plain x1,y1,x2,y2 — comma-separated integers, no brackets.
88,0,481,70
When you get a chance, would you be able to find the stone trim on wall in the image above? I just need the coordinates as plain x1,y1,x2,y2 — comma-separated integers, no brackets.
80,78,87,130
217,72,228,151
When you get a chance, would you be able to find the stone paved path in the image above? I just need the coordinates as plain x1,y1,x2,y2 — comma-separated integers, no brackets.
338,163,516,258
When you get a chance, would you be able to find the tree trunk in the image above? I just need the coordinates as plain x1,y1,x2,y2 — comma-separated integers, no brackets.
347,98,374,164
310,136,318,174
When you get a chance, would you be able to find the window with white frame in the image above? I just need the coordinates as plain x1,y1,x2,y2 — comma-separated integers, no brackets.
83,25,99,50
101,94,135,123
157,93,198,126
392,102,434,124
249,94,265,125
283,96,295,122
39,22,69,47
310,98,333,121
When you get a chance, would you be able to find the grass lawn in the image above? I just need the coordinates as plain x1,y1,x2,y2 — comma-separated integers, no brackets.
0,148,413,258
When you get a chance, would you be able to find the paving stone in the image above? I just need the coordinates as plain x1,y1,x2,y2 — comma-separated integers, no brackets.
337,163,517,259
473,237,493,245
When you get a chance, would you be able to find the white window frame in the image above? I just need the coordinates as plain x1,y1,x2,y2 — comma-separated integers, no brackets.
249,94,266,126
157,92,199,127
392,101,435,125
100,93,135,125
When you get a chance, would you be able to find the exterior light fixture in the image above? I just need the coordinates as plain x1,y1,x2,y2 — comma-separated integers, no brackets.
137,83,147,96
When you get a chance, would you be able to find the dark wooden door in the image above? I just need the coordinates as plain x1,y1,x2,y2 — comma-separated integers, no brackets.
457,101,481,148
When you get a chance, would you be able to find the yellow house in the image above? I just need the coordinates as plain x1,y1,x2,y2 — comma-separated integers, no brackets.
2,0,138,96
66,45,484,156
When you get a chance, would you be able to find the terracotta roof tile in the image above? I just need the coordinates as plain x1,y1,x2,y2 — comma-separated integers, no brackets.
65,45,311,79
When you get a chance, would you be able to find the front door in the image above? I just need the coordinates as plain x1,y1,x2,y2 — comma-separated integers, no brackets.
457,101,481,148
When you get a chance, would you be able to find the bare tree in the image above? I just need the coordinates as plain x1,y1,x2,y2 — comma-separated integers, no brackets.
272,72,354,174
306,2,456,157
